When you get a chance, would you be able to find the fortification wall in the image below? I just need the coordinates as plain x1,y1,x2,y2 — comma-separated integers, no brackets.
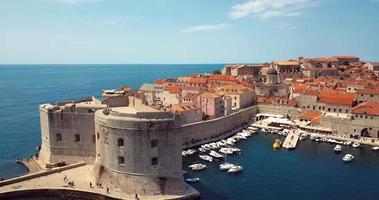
93,109,185,196
180,106,258,147
257,105,302,118
39,103,106,165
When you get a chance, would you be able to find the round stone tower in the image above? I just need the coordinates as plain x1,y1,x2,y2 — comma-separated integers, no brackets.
93,106,185,196
266,65,279,85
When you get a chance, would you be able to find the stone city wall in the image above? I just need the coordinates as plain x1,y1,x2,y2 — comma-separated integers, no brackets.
180,106,258,147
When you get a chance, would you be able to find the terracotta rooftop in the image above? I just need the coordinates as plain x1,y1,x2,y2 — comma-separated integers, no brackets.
208,74,236,81
275,60,300,66
189,77,207,84
299,111,322,121
318,93,356,106
352,100,379,116
164,85,182,94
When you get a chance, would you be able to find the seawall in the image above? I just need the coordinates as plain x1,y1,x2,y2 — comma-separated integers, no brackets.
181,106,258,148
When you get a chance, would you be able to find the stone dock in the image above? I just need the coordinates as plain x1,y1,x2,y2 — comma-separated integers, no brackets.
282,130,300,150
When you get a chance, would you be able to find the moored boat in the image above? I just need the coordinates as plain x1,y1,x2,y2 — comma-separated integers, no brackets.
342,154,354,162
334,144,343,153
273,139,282,149
209,150,223,158
371,146,379,151
227,165,243,173
219,163,235,170
352,142,360,148
185,177,200,183
199,155,213,162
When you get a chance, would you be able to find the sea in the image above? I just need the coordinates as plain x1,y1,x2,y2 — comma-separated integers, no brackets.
1,64,379,200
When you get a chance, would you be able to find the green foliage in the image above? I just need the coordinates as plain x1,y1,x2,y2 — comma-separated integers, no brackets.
212,70,221,75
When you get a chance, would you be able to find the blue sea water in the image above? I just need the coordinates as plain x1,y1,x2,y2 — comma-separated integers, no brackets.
1,64,379,200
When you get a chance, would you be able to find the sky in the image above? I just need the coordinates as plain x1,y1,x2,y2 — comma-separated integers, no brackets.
0,0,379,64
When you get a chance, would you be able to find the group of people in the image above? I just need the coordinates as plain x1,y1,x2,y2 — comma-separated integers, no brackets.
63,175,140,199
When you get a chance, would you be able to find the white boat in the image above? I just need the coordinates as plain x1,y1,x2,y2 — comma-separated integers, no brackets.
248,127,258,131
334,145,343,152
371,146,379,151
185,177,200,183
219,148,234,155
199,155,213,162
227,165,243,173
189,163,207,171
209,150,223,158
352,142,360,148
198,147,207,153
230,147,241,152
344,141,353,146
219,163,235,170
342,154,354,162
299,134,307,141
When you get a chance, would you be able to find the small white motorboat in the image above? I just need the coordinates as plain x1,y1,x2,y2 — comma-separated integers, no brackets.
219,148,234,155
199,155,213,162
189,163,207,171
352,142,360,148
219,163,235,170
299,134,307,141
334,145,343,152
230,147,241,152
227,165,243,173
185,178,200,183
344,141,352,146
371,146,379,151
209,150,223,158
198,147,207,153
342,154,354,162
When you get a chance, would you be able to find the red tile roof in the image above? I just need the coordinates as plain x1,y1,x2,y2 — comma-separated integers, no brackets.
164,85,182,94
208,74,236,81
318,93,356,106
352,100,379,116
299,111,322,121
189,78,207,84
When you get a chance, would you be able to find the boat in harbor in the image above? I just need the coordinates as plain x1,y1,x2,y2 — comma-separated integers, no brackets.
343,141,352,146
342,154,354,162
372,146,379,151
273,139,282,150
182,149,196,156
227,165,243,173
209,150,223,158
299,134,307,141
199,155,213,162
219,163,235,170
352,142,361,148
189,163,207,171
185,177,200,183
219,147,234,155
334,144,343,153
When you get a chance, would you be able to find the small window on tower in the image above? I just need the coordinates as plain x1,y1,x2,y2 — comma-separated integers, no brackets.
151,157,158,166
118,138,124,147
118,156,125,165
74,134,80,142
151,139,158,148
56,133,62,142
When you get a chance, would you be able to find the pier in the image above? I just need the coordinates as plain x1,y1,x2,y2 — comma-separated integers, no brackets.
282,130,300,150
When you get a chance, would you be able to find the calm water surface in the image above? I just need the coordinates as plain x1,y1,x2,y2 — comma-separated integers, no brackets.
1,65,379,200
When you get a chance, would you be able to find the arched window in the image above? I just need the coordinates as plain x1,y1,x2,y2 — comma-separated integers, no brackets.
118,138,124,147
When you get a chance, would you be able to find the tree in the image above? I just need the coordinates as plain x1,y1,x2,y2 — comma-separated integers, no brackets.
212,70,221,75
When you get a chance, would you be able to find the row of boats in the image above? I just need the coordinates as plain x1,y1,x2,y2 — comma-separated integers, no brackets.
184,127,259,178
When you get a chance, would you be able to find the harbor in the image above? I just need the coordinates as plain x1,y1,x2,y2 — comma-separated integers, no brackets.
182,127,379,200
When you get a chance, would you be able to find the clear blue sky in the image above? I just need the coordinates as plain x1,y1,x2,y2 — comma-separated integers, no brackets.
1,0,379,64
